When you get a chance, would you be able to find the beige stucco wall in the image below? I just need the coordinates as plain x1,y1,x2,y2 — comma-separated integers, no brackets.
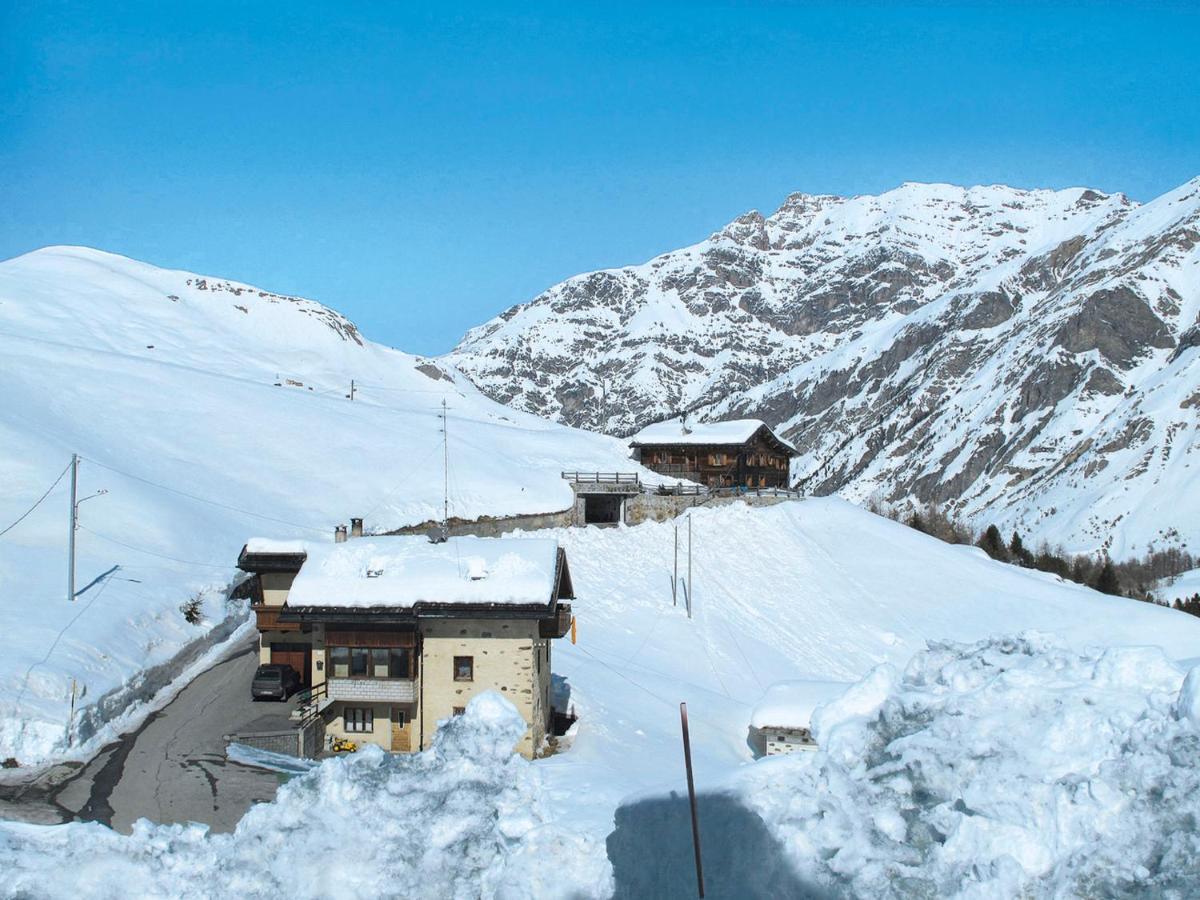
257,628,312,665
260,571,297,606
324,701,417,751
418,618,548,759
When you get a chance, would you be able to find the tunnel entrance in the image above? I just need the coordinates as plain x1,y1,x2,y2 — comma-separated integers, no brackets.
582,493,623,525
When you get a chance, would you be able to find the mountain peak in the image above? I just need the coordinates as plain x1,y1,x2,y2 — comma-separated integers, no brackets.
448,175,1200,555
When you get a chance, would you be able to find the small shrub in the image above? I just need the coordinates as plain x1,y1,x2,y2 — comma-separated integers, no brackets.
180,593,204,625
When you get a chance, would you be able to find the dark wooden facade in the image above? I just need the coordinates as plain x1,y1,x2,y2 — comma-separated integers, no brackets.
632,425,795,489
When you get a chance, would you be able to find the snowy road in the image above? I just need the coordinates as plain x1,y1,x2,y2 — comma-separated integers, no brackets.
0,634,291,834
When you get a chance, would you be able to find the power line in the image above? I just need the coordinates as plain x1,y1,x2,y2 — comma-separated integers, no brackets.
79,457,327,534
15,571,117,713
77,524,238,570
0,460,72,539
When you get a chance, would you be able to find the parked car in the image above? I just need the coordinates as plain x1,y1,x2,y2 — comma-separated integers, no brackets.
251,663,301,701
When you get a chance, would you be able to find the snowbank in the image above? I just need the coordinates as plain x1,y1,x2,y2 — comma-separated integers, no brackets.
0,692,610,899
738,634,1200,897
750,680,851,729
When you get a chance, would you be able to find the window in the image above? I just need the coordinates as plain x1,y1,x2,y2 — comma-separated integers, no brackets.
388,648,410,678
454,656,474,681
371,648,389,678
330,647,350,678
452,706,466,716
330,644,414,679
345,707,373,733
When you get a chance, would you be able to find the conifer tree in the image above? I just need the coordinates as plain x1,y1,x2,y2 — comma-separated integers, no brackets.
1093,559,1122,596
1009,531,1034,567
979,525,1008,561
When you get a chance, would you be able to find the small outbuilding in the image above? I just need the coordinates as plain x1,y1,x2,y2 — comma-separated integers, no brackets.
749,680,850,757
630,418,797,490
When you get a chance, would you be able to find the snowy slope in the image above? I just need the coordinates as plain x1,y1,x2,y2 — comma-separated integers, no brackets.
1154,567,1200,604
4,501,1200,897
0,246,645,763
448,178,1200,556
535,500,1200,845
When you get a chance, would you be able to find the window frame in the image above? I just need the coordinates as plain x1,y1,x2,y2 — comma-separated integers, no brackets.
453,655,474,682
344,706,374,733
327,644,415,680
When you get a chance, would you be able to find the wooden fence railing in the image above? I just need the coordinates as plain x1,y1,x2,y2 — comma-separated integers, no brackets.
560,472,641,484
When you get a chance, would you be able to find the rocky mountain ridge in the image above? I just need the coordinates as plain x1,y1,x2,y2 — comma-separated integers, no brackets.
446,178,1200,554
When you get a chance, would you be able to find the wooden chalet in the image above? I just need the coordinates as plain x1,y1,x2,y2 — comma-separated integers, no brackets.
629,418,797,489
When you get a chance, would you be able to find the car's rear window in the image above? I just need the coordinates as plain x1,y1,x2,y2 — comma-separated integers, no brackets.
255,668,282,680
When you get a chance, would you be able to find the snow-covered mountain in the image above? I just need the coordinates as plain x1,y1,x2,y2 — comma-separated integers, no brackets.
447,178,1200,556
0,246,644,761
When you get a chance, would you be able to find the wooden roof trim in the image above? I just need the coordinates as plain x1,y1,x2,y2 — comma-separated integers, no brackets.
632,424,797,456
237,544,308,573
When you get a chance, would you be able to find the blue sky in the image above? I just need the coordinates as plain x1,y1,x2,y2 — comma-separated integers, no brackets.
2,2,1197,355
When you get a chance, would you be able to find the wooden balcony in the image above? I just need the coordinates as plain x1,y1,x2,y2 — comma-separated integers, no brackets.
253,604,301,633
539,604,573,639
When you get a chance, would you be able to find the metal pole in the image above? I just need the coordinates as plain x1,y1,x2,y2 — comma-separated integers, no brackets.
673,524,679,606
687,515,693,619
68,453,77,602
350,378,355,401
441,399,449,527
680,702,705,898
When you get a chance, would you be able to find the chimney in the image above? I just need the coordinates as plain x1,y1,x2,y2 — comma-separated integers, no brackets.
350,517,364,538
334,525,348,543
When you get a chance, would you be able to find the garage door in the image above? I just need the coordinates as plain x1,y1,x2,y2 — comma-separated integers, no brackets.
270,642,311,686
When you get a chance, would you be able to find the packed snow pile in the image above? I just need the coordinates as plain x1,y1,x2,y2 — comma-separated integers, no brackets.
738,634,1200,898
0,692,608,899
750,680,851,730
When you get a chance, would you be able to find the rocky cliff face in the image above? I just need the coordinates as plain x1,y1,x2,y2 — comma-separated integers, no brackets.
447,179,1200,555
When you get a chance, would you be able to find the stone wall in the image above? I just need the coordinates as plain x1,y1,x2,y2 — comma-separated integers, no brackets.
389,508,574,538
625,491,795,525
418,618,545,759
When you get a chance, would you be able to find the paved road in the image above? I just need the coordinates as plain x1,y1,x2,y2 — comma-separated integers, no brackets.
0,633,299,834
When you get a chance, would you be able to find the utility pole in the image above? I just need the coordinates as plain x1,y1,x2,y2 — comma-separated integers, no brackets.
441,398,450,527
67,453,78,602
349,379,356,402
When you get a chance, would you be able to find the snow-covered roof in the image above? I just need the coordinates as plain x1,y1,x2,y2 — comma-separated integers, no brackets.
630,417,795,451
750,680,851,730
244,538,308,556
284,535,562,609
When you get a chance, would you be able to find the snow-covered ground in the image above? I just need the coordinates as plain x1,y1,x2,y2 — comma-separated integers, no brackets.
5,246,1200,896
0,246,645,763
1154,568,1200,604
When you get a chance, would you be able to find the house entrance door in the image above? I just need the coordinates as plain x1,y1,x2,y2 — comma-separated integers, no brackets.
390,707,412,752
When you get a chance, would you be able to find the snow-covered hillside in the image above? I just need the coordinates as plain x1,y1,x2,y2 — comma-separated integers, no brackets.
448,177,1200,556
5,244,1200,897
4,501,1200,897
0,246,644,762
